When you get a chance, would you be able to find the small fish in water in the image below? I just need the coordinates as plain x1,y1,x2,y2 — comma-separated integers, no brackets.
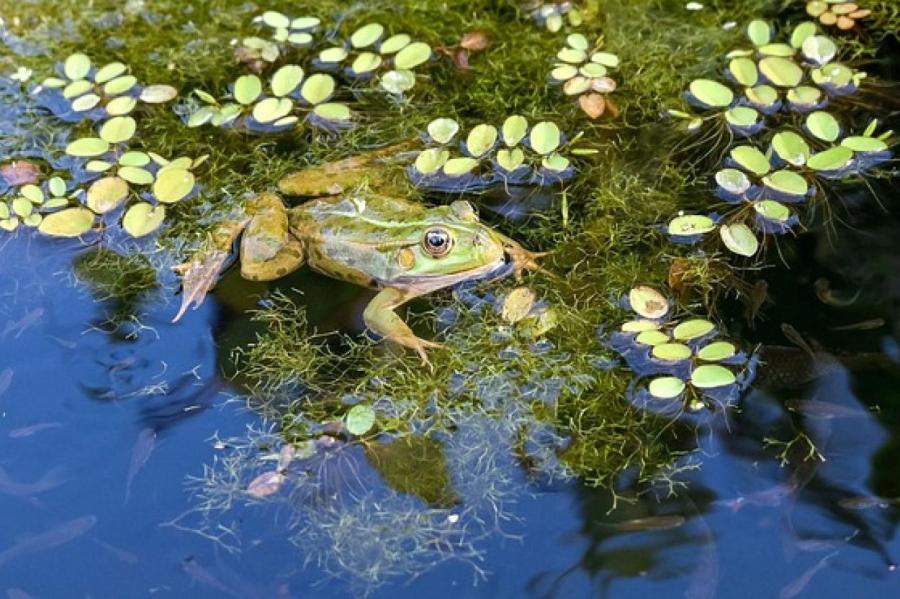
779,552,836,599
8,422,63,438
744,280,768,327
124,428,157,503
0,516,96,567
93,538,139,564
182,557,241,598
795,530,858,553
838,495,898,510
781,323,816,358
785,399,871,420
0,369,12,400
607,515,686,532
815,278,860,307
830,318,885,332
0,465,67,496
2,308,44,339
717,482,799,512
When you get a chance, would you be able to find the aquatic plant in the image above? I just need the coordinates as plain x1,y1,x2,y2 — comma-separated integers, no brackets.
237,11,320,67
0,174,72,232
549,33,620,119
520,1,584,32
806,1,871,29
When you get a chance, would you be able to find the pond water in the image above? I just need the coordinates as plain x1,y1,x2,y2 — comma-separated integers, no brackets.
1,1,900,597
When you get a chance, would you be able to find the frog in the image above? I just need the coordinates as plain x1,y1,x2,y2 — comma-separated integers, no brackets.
173,148,548,366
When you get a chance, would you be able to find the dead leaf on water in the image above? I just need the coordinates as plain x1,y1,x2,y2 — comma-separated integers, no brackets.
501,286,536,323
246,470,285,498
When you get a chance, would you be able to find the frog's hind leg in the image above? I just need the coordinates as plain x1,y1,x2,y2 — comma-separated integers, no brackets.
363,287,442,368
240,193,306,281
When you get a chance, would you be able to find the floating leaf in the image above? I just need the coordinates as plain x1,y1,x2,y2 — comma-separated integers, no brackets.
551,64,578,81
312,102,350,122
443,157,479,176
299,73,334,104
747,20,771,46
668,214,715,236
811,63,854,89
557,47,587,64
802,35,837,65
261,10,290,29
541,153,570,172
728,57,758,87
71,94,101,112
48,177,67,197
502,115,528,146
563,76,591,96
118,166,155,185
345,404,376,435
394,42,431,69
763,170,808,197
502,287,536,323
414,148,449,175
691,364,737,388
790,22,817,49
103,75,137,96
153,168,195,203
252,97,293,123
673,319,715,340
106,96,137,116
725,106,760,129
648,377,686,399
318,47,349,63
64,53,91,80
841,136,888,153
806,146,853,171
12,197,32,217
496,148,525,172
234,75,263,105
652,343,692,361
719,223,759,257
350,23,384,49
730,146,770,176
380,69,416,93
758,57,803,88
629,286,668,319
427,118,459,144
466,124,498,158
529,121,561,155
86,160,113,172
698,341,737,361
99,116,137,144
20,184,43,204
94,62,126,84
786,85,822,108
119,151,151,167
86,176,129,213
745,84,779,108
140,84,178,103
187,107,216,128
621,320,660,333
63,79,92,99
771,131,810,166
591,52,620,68
38,207,95,237
566,33,589,51
65,137,110,157
122,202,165,237
806,111,840,142
351,52,383,75
754,199,791,222
689,79,734,108
715,168,751,195
380,33,411,54
580,63,607,78
636,330,670,346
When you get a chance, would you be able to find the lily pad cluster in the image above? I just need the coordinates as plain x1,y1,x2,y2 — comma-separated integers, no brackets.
605,286,750,416
0,175,74,232
407,116,577,192
34,52,177,123
549,33,620,119
186,67,350,132
666,20,893,256
806,2,871,30
521,1,584,32
239,11,321,65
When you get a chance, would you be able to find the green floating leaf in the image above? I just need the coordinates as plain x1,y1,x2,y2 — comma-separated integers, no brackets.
261,10,290,29
20,184,44,204
118,166,154,185
811,63,854,89
312,102,351,122
747,19,771,46
86,176,129,214
188,107,216,128
841,136,888,153
715,168,751,195
94,62,126,84
394,42,431,70
529,121,561,155
757,43,794,58
271,65,304,97
790,21,817,49
103,75,137,96
668,214,715,236
234,74,263,105
496,148,525,172
541,153,570,172
252,97,293,123
153,168,195,203
12,197,32,217
763,170,808,197
139,84,177,104
636,330,670,346
691,364,737,388
730,146,770,176
119,151,151,167
291,16,319,29
652,343,692,362
758,57,803,88
427,118,459,144
566,33,589,51
122,202,165,238
698,341,737,362
728,57,758,87
719,223,759,257
801,35,837,65
579,63,607,78
66,137,110,157
806,111,840,142
771,131,810,166
380,33,411,55
71,94,101,112
466,124,498,158
85,160,113,172
689,79,734,108
590,52,619,68
38,207,95,237
64,53,91,81
351,52,382,75
648,377,686,399
557,47,587,63
318,47,349,63
345,404,376,436
99,116,136,144
563,76,591,96
63,80,92,99
23,213,42,228
745,84,779,108
806,146,853,172
673,319,715,340
300,73,334,105
106,96,137,116
502,115,528,147
725,106,759,128
48,177,67,197
621,319,660,333
350,23,384,49
551,64,578,81
380,69,415,93
414,148,449,175
754,199,791,222
443,157,479,177
786,85,822,107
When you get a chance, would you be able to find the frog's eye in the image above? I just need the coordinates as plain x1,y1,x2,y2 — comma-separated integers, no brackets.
422,227,453,258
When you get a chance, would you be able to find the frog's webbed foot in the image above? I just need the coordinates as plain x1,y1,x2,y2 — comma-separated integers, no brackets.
504,242,556,282
363,287,442,370
239,193,305,281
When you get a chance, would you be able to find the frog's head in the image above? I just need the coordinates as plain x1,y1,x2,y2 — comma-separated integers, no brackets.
389,201,507,291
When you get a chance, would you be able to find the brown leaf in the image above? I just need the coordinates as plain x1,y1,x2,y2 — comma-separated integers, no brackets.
246,470,285,498
605,97,621,118
460,30,490,51
1,160,41,186
578,93,606,119
171,249,229,322
836,15,855,29
453,49,471,72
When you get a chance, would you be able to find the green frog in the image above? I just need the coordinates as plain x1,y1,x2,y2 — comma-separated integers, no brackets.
173,150,548,366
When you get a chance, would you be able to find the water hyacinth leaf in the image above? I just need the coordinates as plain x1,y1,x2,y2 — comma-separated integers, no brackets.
689,79,734,108
64,53,91,80
350,23,384,49
122,202,165,237
312,102,351,122
652,343,692,362
380,69,415,94
759,57,803,88
719,223,759,257
394,42,431,69
414,148,449,175
841,136,888,153
443,157,479,177
48,177,66,197
529,121,561,155
648,377,686,399
103,75,137,96
427,118,459,144
63,80,92,99
380,33,411,55
763,170,808,197
621,319,661,333
106,96,137,116
557,47,587,64
20,184,43,203
38,207,94,237
806,111,840,142
673,319,715,340
262,10,290,29
807,146,853,171
65,137,110,157
728,57,758,87
698,341,737,361
591,52,620,68
772,131,810,166
12,197,32,217
345,404,376,436
790,21,817,48
636,330,670,346
300,73,335,105
118,166,155,185
542,153,570,172
747,20,771,46
551,64,578,81
629,286,669,319
563,76,591,96
668,214,715,236
252,97,293,123
86,176,129,213
566,33,589,51
140,84,178,104
691,364,737,388
730,146,770,176
716,168,751,195
319,47,349,63
802,35,837,65
153,168,195,203
725,106,759,128
351,52,383,75
71,94,101,112
234,75,263,105
99,116,137,144
496,148,525,172
754,199,791,222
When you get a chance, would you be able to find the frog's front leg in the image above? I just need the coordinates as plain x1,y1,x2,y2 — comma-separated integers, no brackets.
239,193,306,281
363,287,442,368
